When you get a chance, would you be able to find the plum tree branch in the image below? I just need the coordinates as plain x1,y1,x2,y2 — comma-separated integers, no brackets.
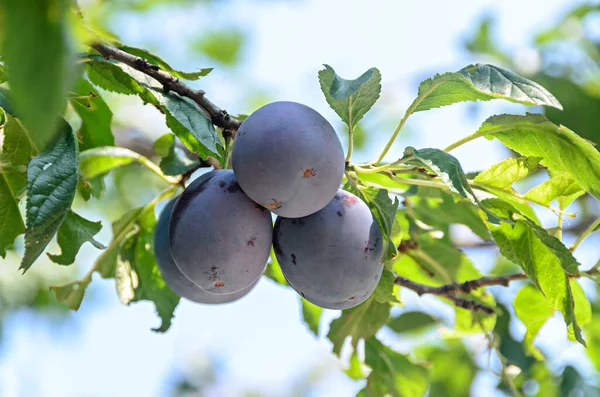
395,268,600,314
91,43,242,131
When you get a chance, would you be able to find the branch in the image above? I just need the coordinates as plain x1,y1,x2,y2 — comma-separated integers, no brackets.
91,43,242,132
395,269,599,314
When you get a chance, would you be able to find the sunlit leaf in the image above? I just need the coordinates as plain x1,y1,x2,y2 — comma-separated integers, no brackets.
47,210,105,265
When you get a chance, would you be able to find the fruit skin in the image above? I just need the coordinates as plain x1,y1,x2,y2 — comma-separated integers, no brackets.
169,170,273,294
232,101,344,218
273,189,383,310
154,197,259,304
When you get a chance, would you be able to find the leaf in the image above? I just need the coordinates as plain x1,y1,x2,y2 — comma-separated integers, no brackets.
70,78,114,150
47,210,105,265
301,298,322,336
128,207,181,332
95,207,144,279
413,64,562,113
86,55,157,102
2,0,74,150
388,312,437,334
192,30,244,65
1,114,37,166
345,182,399,261
327,295,391,356
524,173,584,206
345,349,366,380
359,337,429,397
570,280,592,341
0,164,25,258
473,156,541,189
50,281,88,311
87,56,222,159
79,147,143,179
264,249,289,286
319,65,381,127
118,45,212,80
514,284,554,359
153,91,221,159
373,269,401,304
404,147,504,224
152,135,201,176
393,236,496,334
0,114,35,257
21,121,78,271
483,199,585,345
0,64,7,84
478,113,600,201
417,341,476,397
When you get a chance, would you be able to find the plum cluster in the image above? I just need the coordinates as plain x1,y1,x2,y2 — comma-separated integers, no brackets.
154,101,384,309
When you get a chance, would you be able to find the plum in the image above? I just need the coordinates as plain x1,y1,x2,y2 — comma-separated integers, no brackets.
154,197,259,303
232,101,344,218
169,170,273,294
273,189,383,310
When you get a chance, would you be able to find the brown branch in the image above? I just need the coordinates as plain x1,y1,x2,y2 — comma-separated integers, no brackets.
91,43,242,131
395,268,599,314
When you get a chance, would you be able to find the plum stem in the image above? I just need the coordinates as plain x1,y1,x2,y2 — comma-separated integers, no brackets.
91,43,242,131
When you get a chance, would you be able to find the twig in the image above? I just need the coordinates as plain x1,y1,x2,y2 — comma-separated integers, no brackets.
91,43,242,132
395,268,600,314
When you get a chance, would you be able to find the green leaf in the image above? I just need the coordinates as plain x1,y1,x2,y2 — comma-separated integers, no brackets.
154,91,221,159
87,55,157,102
388,312,437,334
473,156,541,189
2,0,74,151
404,147,504,224
117,45,213,80
152,134,201,176
79,147,143,179
1,114,36,166
87,56,222,159
484,199,585,345
264,249,289,286
514,284,554,359
0,163,25,258
0,64,7,84
410,192,490,241
0,114,35,257
417,341,476,397
21,121,78,271
301,298,322,336
413,64,562,113
359,337,429,397
570,280,592,341
47,210,105,265
345,349,366,380
319,65,381,127
478,113,600,201
130,207,181,332
70,78,114,150
327,296,391,356
345,182,399,261
192,30,244,66
373,269,401,304
50,281,87,311
524,173,584,206
393,236,496,334
95,206,144,279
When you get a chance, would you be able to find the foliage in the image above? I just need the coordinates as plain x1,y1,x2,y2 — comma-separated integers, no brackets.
1,3,600,396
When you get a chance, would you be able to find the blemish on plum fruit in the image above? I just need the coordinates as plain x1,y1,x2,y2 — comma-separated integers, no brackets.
254,203,267,212
210,266,218,271
227,182,241,193
300,292,306,299
336,210,343,217
265,199,282,209
218,180,226,188
303,168,316,178
291,253,297,265
348,296,355,300
215,281,225,288
247,237,257,247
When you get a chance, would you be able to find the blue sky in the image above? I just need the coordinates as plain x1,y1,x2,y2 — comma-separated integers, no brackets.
2,0,599,396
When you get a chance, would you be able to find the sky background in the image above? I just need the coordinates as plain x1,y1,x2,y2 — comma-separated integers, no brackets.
1,0,600,396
